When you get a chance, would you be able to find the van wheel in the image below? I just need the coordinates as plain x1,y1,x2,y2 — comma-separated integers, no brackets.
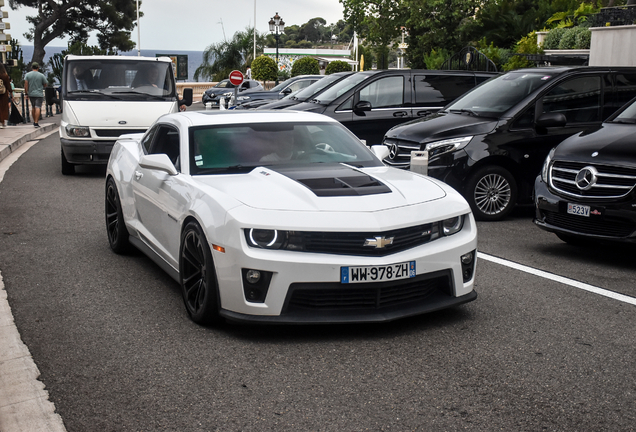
61,149,75,175
466,166,517,221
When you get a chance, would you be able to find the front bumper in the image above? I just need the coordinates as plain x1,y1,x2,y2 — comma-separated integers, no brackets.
534,176,636,243
213,215,479,324
61,138,115,165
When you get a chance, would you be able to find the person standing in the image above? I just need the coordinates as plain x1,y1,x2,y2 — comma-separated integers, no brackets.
0,63,11,128
24,62,47,128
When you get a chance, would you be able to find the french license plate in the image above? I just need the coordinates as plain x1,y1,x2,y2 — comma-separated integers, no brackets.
341,261,416,284
567,203,590,217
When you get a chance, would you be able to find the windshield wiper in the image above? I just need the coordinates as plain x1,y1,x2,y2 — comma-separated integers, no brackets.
67,90,121,99
449,108,479,117
111,91,167,100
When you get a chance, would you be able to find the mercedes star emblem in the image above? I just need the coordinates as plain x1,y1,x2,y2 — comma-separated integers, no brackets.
575,166,598,191
389,144,398,160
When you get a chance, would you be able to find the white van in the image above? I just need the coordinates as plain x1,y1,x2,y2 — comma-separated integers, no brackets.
58,55,192,175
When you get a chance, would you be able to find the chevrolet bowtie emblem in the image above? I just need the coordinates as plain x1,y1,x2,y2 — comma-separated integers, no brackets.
364,236,395,248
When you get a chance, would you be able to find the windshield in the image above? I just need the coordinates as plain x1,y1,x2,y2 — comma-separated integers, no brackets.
313,72,368,104
293,73,350,100
445,72,554,117
609,98,636,124
64,59,176,101
215,80,234,89
188,121,381,175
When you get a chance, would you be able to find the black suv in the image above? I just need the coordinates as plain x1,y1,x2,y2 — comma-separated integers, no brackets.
382,66,636,220
286,69,497,146
534,95,636,245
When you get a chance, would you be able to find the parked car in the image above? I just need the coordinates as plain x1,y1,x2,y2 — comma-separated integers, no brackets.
382,66,636,221
287,69,497,146
534,95,636,245
232,75,323,107
105,111,478,325
250,71,355,110
201,78,263,107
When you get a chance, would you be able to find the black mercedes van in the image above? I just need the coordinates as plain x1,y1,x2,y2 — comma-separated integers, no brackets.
382,66,636,220
286,69,497,146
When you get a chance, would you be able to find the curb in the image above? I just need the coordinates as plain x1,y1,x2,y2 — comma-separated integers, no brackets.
0,123,58,165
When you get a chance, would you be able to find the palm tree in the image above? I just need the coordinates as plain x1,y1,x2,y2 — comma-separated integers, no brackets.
194,27,267,82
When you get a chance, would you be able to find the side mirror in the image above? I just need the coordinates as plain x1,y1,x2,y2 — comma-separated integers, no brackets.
139,154,178,176
354,101,372,114
281,87,292,95
536,112,566,128
180,88,193,107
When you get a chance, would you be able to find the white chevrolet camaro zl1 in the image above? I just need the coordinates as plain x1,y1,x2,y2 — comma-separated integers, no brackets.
105,111,478,325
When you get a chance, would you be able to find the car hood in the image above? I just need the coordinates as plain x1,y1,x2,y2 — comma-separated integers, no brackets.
195,164,448,212
554,123,636,167
385,112,499,143
64,101,175,127
239,90,279,100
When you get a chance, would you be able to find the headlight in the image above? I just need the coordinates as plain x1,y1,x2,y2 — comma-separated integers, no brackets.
237,95,251,101
424,136,473,159
223,91,233,97
442,216,464,236
541,148,556,183
65,125,90,137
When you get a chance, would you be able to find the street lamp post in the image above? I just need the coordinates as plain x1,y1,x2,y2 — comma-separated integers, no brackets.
268,12,285,85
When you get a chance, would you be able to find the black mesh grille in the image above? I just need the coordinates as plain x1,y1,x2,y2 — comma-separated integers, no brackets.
94,129,146,137
285,271,452,313
543,210,636,237
300,223,436,257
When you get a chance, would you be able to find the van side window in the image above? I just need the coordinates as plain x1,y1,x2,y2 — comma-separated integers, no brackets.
610,73,636,115
359,76,404,108
512,104,535,129
542,76,601,123
148,126,181,168
337,96,353,111
413,74,475,107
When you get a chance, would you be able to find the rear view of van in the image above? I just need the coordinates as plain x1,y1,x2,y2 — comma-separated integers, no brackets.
59,55,192,175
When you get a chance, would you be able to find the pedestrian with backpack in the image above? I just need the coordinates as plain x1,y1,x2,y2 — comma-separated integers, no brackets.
24,62,47,128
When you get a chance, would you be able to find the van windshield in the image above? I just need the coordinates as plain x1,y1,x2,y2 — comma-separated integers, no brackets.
444,72,554,117
64,59,176,101
313,72,369,104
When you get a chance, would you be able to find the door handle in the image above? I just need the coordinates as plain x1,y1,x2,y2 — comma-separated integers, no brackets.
393,111,408,118
135,171,143,181
417,110,432,117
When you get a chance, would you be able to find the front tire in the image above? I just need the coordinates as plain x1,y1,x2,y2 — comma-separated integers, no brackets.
466,166,518,221
105,177,132,254
61,149,75,175
179,221,221,325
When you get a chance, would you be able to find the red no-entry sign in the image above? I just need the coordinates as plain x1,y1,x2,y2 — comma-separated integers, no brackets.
229,70,244,86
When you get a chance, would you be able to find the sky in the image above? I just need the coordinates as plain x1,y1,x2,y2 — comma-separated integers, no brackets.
4,0,345,51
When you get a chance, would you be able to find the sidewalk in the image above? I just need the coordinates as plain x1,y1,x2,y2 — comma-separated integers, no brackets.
0,115,59,165
0,113,67,432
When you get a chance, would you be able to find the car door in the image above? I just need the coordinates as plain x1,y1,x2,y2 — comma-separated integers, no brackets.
132,124,183,268
345,72,412,145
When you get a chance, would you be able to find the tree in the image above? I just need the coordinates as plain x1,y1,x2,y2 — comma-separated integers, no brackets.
9,0,138,65
291,57,319,77
325,60,351,75
194,27,266,82
251,55,277,84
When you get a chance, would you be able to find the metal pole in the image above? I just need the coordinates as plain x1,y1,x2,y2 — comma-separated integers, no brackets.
253,0,256,62
275,30,279,85
136,0,141,56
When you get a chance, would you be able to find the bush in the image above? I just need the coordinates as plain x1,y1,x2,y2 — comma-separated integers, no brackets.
251,55,277,83
543,27,568,49
325,60,351,75
574,27,591,49
502,31,543,71
422,48,451,70
291,57,319,77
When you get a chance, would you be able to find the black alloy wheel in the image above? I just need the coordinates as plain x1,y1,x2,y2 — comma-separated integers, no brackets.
179,221,221,325
105,177,132,254
466,166,518,221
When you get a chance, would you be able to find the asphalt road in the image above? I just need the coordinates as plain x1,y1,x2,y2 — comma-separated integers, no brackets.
1,132,635,431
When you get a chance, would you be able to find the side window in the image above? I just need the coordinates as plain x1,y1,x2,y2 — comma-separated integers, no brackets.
148,126,180,166
414,74,475,106
141,127,157,154
359,76,404,108
337,96,353,111
609,73,636,116
512,103,535,130
542,76,601,123
288,79,315,93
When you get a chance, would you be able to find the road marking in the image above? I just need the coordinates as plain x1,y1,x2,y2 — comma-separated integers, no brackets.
478,252,636,306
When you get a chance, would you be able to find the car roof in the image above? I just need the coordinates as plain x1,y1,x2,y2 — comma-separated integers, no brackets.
158,110,341,127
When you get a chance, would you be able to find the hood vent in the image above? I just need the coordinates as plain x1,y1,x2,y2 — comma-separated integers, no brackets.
298,175,391,197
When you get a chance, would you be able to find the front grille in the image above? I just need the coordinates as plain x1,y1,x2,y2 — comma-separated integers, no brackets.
543,210,636,237
382,138,419,168
300,223,437,257
550,160,636,199
94,129,146,138
284,271,452,313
